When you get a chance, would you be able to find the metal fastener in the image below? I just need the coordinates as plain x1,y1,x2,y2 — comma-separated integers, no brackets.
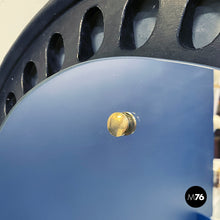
107,112,136,137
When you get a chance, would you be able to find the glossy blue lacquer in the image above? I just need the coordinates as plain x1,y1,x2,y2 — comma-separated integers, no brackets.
0,57,213,220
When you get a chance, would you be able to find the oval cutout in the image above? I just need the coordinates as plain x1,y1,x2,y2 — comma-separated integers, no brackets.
78,7,104,62
120,0,159,50
5,92,16,114
47,33,65,77
179,0,220,49
23,61,38,94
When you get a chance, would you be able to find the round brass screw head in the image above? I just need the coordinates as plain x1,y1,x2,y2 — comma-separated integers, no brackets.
107,112,136,137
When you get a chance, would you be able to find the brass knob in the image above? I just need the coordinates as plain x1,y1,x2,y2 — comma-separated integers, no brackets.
107,112,136,137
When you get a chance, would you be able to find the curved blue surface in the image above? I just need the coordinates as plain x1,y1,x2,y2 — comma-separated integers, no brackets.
0,57,213,220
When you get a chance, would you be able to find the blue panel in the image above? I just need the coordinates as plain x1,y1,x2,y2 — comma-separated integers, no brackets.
197,213,211,220
0,58,213,220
